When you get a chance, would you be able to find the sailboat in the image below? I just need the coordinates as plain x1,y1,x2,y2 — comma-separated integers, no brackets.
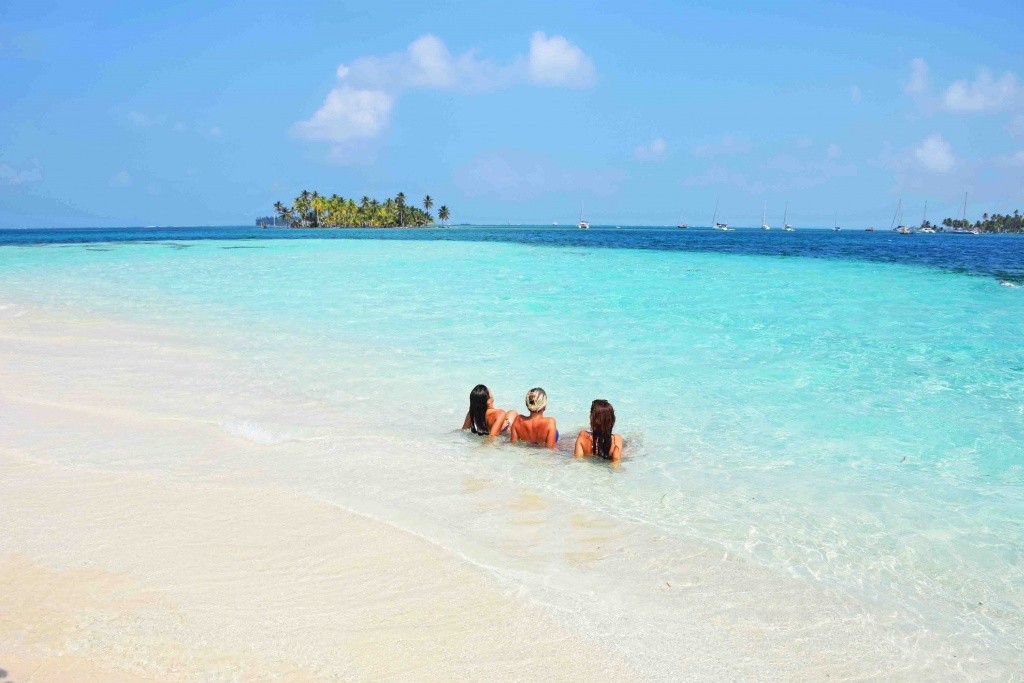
892,198,912,234
783,202,794,231
761,202,771,230
951,192,978,234
711,198,730,230
677,209,687,229
833,212,841,231
919,201,936,233
577,201,589,230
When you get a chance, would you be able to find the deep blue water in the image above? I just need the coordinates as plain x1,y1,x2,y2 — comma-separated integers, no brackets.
2,225,1022,282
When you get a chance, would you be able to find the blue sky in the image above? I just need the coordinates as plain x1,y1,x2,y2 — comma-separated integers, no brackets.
1,0,1023,228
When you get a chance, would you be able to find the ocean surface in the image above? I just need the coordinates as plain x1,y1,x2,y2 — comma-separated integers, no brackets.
3,226,1023,675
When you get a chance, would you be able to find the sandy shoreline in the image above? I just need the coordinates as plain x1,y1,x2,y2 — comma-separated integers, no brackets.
0,452,640,681
0,304,1003,680
1,310,643,681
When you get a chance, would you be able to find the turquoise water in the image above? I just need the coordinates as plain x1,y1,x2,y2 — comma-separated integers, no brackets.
2,232,1023,670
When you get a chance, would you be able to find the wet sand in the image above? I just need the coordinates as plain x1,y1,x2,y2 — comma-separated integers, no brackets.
0,447,637,681
0,307,984,681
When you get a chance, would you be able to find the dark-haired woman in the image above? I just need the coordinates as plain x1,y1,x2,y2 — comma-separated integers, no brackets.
462,384,517,438
574,399,623,466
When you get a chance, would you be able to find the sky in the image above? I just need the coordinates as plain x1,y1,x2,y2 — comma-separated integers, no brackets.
1,0,1023,228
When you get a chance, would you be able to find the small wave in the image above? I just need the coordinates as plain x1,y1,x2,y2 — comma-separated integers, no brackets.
218,419,295,445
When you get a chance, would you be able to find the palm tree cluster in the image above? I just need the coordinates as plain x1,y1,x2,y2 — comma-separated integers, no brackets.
941,210,1023,234
272,191,451,228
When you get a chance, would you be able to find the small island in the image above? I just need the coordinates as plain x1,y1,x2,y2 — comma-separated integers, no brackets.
940,210,1023,234
258,191,450,228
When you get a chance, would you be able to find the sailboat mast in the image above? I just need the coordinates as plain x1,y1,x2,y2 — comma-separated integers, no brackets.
962,192,968,223
923,200,928,226
712,197,719,226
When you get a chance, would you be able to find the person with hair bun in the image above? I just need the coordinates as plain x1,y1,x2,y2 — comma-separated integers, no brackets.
509,387,559,448
574,399,623,466
461,384,517,438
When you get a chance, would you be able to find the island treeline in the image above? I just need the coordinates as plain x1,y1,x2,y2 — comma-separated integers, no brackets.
939,210,1023,234
262,191,450,228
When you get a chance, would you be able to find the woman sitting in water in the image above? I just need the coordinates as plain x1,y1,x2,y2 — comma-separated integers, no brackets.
462,384,517,438
574,399,623,466
509,387,559,449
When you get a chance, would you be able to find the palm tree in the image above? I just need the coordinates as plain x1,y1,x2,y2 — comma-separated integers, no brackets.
422,195,434,227
295,191,311,227
311,192,326,227
277,190,447,229
438,205,450,227
395,192,407,227
346,198,357,227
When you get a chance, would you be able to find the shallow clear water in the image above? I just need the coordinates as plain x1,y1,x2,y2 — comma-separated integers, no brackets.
2,228,1023,670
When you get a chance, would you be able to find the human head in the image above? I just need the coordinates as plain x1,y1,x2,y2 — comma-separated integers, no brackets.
469,384,491,435
589,399,615,459
525,387,548,413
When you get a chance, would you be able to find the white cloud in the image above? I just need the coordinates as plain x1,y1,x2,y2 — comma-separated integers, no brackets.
293,33,596,160
293,86,394,144
914,134,955,173
693,134,752,158
826,143,842,159
337,34,515,92
108,170,133,187
454,150,623,201
0,158,43,185
850,85,862,103
905,57,929,94
527,31,596,87
634,137,667,161
942,69,1020,112
172,122,187,133
208,126,222,138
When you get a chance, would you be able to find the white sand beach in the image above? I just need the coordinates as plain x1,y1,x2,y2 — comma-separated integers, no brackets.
0,304,1001,680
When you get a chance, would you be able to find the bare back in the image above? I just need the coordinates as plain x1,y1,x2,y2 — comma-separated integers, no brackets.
510,413,558,448
573,431,623,464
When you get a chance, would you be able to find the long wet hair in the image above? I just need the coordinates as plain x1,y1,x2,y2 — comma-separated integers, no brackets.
469,384,490,435
590,399,615,459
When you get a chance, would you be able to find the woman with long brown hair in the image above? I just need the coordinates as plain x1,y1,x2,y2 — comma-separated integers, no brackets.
574,399,623,465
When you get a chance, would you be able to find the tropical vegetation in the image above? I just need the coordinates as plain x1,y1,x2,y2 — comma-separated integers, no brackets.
940,210,1024,234
264,191,451,228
